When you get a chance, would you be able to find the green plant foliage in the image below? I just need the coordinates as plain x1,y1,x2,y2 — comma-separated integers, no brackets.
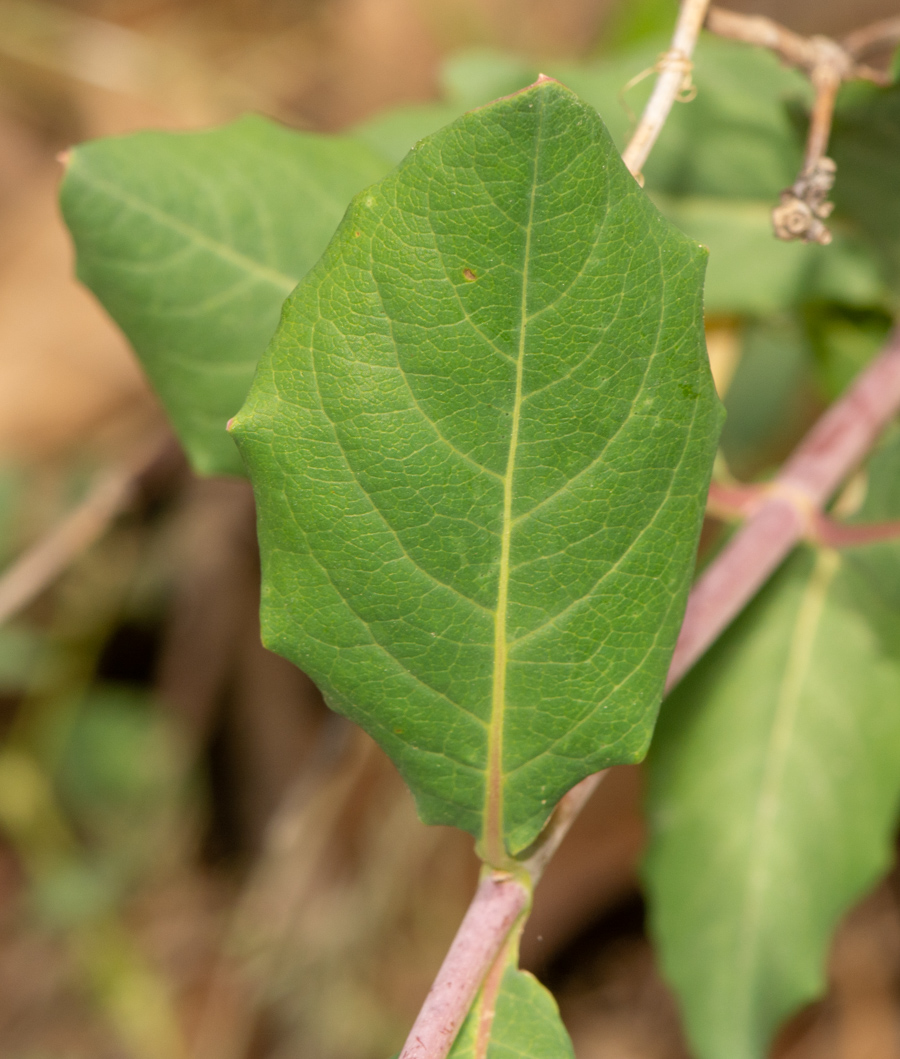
57,686,178,832
232,79,722,858
353,49,538,165
60,116,390,476
597,0,676,55
359,40,885,317
645,451,900,1059
652,196,886,315
832,82,900,290
449,964,574,1059
807,305,893,401
720,315,814,478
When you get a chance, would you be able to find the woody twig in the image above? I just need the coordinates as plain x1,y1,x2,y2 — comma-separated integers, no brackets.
706,6,895,246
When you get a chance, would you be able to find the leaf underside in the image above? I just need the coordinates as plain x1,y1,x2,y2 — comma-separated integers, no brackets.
449,965,575,1059
60,116,390,476
646,442,900,1059
233,80,721,858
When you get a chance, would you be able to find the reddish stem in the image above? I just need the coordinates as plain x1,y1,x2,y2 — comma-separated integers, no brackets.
706,481,766,520
812,514,900,549
668,328,900,688
397,872,529,1059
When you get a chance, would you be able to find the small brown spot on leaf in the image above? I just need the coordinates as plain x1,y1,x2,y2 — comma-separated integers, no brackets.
463,268,477,282
354,230,361,237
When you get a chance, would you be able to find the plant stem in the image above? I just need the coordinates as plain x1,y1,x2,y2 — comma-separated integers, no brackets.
705,6,892,243
397,871,530,1059
0,429,172,625
668,328,900,688
621,0,711,178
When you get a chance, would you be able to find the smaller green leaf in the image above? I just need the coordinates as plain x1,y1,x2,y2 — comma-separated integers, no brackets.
449,965,574,1059
645,534,900,1059
61,116,390,476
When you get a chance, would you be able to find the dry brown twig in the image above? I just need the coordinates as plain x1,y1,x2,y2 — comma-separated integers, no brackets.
0,428,173,625
705,6,896,246
621,0,711,179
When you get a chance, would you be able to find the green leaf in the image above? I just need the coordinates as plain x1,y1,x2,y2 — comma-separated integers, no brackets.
645,538,900,1059
449,965,574,1059
832,82,900,290
232,79,722,858
842,429,900,611
60,115,390,476
720,315,814,479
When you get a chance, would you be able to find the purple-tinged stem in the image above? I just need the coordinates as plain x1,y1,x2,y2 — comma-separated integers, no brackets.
397,872,529,1059
668,328,900,689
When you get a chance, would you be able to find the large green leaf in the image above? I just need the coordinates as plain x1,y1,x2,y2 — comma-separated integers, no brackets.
449,964,574,1059
645,520,900,1058
232,79,721,858
60,116,390,476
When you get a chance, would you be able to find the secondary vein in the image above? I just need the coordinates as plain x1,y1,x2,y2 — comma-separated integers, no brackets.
72,166,299,295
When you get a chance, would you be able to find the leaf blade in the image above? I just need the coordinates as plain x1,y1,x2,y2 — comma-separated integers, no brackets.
449,965,575,1059
646,538,900,1059
60,115,391,476
233,80,721,855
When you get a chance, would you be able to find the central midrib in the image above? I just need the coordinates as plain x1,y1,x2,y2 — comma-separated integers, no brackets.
483,97,543,865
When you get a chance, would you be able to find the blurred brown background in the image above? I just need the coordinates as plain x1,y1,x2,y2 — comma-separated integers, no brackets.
0,2,899,1058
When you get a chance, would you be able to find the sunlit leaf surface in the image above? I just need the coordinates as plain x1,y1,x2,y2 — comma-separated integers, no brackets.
233,79,721,858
